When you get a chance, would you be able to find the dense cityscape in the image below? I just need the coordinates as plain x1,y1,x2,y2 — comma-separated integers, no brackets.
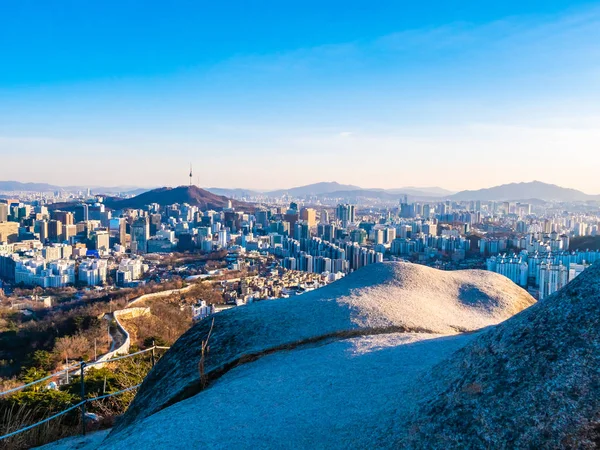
1,181,599,311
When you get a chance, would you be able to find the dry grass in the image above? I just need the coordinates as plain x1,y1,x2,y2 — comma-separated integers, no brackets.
0,378,20,394
0,403,80,450
121,302,192,347
198,318,215,389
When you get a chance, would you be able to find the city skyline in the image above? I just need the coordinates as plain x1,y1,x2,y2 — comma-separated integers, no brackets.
2,2,600,191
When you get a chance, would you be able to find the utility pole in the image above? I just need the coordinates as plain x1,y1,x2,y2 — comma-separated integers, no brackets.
151,340,156,367
80,361,86,436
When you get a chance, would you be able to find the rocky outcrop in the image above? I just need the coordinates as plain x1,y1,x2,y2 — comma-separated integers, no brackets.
402,262,600,449
44,261,568,449
110,262,534,435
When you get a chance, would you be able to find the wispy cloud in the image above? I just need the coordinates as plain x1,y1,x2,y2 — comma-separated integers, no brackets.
204,5,600,78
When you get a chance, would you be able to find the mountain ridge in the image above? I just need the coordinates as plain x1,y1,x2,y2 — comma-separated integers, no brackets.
206,182,454,199
207,181,600,202
266,181,362,197
450,180,600,202
103,186,249,210
4,179,599,203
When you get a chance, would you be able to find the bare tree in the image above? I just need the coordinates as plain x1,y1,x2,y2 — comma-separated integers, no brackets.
53,334,91,361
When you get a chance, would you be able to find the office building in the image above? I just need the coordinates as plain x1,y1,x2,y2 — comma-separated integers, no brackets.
0,222,19,243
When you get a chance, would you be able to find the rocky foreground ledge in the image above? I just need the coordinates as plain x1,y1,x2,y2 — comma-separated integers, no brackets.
42,262,600,448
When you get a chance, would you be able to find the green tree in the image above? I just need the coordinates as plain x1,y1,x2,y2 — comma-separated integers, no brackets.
30,350,55,371
19,367,50,392
2,389,77,416
143,336,168,347
71,315,85,332
65,367,118,399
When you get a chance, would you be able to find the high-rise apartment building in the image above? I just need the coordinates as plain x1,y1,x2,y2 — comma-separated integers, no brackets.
299,208,317,227
284,208,299,238
317,223,337,242
538,262,569,300
109,217,127,245
0,203,8,222
294,221,311,240
149,214,162,235
256,210,269,229
74,204,89,223
92,230,110,252
336,204,355,228
52,211,74,226
48,220,63,243
131,217,150,254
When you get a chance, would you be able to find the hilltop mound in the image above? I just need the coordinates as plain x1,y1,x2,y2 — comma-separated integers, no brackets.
101,263,533,438
403,262,600,448
103,185,249,210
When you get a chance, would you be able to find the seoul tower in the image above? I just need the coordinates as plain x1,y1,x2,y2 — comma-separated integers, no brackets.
189,163,193,186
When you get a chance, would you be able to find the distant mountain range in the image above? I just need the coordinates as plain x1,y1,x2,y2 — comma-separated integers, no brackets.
386,186,455,196
0,180,149,195
266,182,363,197
208,181,599,203
204,188,263,198
449,181,600,202
4,179,598,203
207,182,455,200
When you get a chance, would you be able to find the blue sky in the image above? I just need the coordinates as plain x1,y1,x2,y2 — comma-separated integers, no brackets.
1,1,600,192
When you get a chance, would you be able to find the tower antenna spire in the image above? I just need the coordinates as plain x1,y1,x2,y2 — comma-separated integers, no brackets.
189,163,193,186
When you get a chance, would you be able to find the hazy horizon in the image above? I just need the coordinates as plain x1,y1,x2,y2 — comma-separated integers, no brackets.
2,1,600,193
1,177,600,195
